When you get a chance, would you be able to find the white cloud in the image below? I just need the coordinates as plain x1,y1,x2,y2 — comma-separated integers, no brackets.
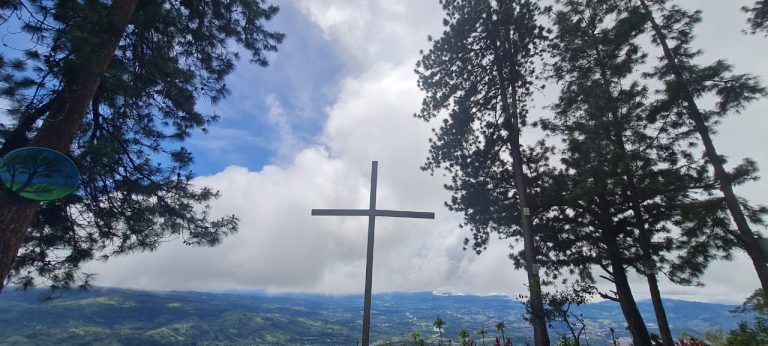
88,145,520,295
264,94,303,162
290,0,442,72
86,0,768,304
0,99,12,127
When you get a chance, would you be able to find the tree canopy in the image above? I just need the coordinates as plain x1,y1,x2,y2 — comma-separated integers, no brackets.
0,0,283,290
418,0,767,344
638,0,768,296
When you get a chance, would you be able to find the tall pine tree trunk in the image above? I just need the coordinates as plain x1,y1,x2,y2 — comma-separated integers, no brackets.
489,3,549,344
509,125,550,346
632,197,674,345
610,256,652,346
627,175,673,345
599,200,651,346
638,0,768,296
630,189,674,345
0,195,40,291
615,134,675,346
628,184,674,346
499,63,550,346
597,48,675,344
0,0,139,292
646,272,673,345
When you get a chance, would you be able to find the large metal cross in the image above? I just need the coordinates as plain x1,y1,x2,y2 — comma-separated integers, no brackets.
311,161,434,346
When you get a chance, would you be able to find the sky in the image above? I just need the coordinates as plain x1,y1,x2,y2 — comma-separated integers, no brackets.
7,0,762,304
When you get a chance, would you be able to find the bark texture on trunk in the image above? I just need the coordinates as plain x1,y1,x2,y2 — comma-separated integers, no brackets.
627,181,674,345
632,199,673,346
625,173,674,345
611,257,652,346
0,194,40,291
500,71,550,346
606,86,675,346
638,0,768,295
510,132,550,346
0,0,139,293
488,5,550,344
591,20,675,342
647,273,674,345
0,100,53,156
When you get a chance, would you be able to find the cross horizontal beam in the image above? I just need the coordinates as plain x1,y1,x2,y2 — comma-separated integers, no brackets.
311,209,435,219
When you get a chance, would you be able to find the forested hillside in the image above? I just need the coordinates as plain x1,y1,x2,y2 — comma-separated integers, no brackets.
0,289,753,345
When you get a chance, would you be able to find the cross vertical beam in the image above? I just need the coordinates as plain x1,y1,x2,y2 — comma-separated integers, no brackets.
362,161,377,346
311,161,435,346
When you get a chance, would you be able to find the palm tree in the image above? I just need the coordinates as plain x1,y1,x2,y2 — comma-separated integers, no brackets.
410,331,421,346
495,322,506,344
477,328,487,346
459,329,470,346
434,315,446,345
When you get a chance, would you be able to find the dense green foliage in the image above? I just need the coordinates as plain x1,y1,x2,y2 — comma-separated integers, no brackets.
541,0,727,288
0,0,283,289
415,0,549,261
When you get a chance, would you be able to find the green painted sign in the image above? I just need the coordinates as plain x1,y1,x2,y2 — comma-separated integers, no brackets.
0,147,80,201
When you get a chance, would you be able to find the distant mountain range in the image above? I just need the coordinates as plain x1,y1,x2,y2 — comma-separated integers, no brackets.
0,288,754,345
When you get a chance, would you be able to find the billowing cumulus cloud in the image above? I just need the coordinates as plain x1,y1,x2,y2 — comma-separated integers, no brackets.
87,144,519,294
86,0,768,303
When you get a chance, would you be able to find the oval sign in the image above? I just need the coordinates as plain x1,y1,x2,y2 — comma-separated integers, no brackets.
0,147,80,201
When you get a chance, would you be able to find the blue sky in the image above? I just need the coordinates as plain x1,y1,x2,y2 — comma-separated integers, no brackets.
2,0,767,304
187,3,345,175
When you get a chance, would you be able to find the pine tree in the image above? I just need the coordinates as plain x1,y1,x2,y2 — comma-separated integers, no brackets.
544,1,665,344
416,1,550,343
637,0,768,296
539,1,740,343
0,0,283,291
